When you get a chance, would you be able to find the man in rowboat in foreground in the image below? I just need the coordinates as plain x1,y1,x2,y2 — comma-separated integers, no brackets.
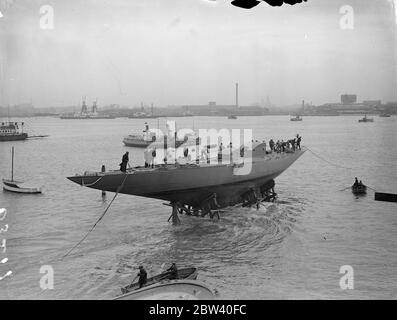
137,266,147,288
166,263,178,280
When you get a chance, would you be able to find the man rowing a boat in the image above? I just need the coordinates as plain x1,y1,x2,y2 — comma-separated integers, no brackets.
137,265,147,288
167,263,178,280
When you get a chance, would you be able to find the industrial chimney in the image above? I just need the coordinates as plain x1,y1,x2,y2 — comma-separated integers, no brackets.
236,83,239,108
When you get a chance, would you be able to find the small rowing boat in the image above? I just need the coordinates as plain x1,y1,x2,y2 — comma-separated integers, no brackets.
121,267,197,294
2,147,42,194
352,184,367,194
115,279,217,300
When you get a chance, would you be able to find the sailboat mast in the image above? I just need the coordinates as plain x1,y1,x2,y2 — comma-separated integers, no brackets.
11,146,14,181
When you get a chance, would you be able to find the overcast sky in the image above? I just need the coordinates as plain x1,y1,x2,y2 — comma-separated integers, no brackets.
0,0,396,107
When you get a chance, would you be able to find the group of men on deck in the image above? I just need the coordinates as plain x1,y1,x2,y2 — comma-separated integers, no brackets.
119,133,302,171
269,134,302,153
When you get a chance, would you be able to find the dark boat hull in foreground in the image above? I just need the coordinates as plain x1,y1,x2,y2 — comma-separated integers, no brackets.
114,279,216,300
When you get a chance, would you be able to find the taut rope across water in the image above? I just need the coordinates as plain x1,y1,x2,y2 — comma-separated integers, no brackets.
305,147,353,170
62,173,129,259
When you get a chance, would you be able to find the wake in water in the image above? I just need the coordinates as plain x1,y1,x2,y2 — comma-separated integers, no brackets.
75,195,307,298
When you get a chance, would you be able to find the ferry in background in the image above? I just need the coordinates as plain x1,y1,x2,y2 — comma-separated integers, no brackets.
128,112,158,119
123,122,197,148
0,121,28,141
379,113,391,118
60,99,115,119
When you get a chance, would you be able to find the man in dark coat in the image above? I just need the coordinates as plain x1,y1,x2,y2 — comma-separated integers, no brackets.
137,265,147,288
120,151,129,172
296,134,302,150
167,263,178,280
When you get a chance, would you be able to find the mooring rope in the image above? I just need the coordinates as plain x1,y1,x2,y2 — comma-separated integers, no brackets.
62,173,129,259
305,147,353,170
304,147,382,192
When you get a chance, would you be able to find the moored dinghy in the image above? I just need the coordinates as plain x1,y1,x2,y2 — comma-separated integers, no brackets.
2,147,42,194
2,179,42,194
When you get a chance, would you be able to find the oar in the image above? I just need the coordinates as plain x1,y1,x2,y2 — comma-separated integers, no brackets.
130,274,138,284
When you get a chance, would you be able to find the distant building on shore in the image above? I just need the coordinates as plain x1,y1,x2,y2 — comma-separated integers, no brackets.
314,94,381,115
341,94,357,105
0,103,35,117
181,101,268,116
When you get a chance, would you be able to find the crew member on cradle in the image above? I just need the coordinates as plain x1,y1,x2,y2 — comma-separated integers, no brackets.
137,265,147,288
120,151,129,172
353,177,359,187
167,263,178,280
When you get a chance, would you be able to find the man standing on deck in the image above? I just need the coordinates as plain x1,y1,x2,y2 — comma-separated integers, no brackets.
137,266,147,288
296,134,302,150
120,151,129,172
269,139,275,152
218,143,223,164
150,148,156,168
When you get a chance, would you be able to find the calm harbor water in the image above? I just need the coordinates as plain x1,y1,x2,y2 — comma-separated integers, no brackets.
0,115,396,299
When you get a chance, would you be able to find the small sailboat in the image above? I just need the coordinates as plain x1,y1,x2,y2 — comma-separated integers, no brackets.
2,147,42,194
